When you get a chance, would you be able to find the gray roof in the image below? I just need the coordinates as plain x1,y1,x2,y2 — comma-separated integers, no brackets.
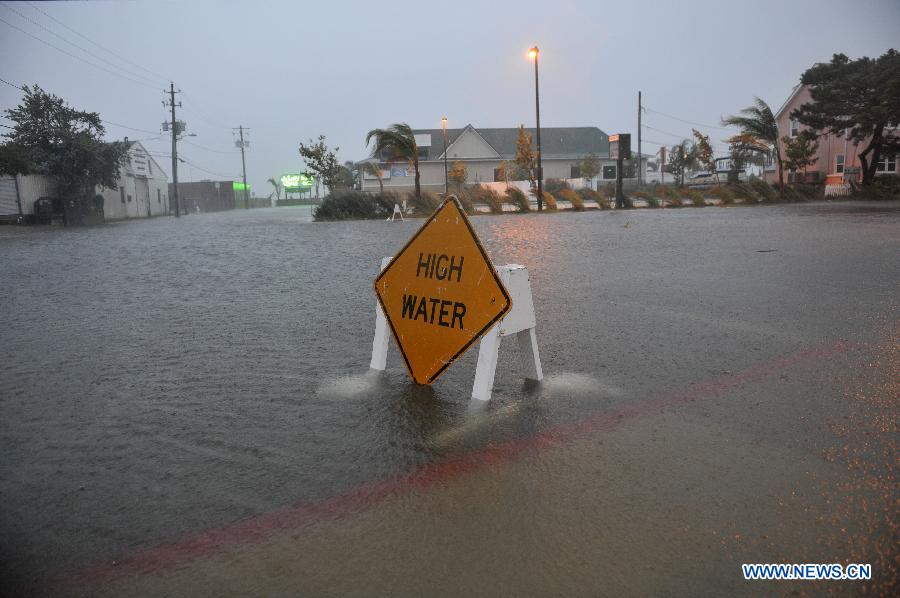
412,124,609,160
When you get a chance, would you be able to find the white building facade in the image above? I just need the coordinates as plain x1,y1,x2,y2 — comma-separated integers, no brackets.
360,125,643,194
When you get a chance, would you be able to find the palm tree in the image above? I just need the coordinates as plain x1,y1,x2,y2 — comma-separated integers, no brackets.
363,162,384,193
723,97,783,188
267,177,282,201
365,123,420,201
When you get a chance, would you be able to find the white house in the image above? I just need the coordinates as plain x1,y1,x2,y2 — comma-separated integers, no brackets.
360,125,645,194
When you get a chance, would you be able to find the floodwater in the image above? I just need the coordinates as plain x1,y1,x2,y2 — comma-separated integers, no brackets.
1,202,898,596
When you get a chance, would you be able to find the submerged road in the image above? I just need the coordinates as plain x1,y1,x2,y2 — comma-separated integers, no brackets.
1,201,897,596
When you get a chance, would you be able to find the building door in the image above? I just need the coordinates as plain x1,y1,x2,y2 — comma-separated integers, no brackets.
0,176,19,216
135,177,150,218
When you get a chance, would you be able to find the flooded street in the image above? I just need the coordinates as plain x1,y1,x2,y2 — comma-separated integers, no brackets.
1,202,898,596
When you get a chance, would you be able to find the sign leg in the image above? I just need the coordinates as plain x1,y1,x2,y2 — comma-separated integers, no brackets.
370,256,392,371
516,327,543,381
472,325,501,401
370,302,389,371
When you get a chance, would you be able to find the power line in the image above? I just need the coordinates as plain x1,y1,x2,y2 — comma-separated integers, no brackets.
2,75,162,137
644,106,733,132
0,76,23,90
26,1,170,83
1,1,164,87
0,13,159,90
183,139,234,154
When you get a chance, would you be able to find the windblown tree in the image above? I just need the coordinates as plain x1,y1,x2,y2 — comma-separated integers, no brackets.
692,129,718,183
514,125,536,189
723,97,783,187
1,84,129,201
267,177,282,200
365,123,421,201
363,162,384,193
298,135,340,198
793,50,900,185
727,132,769,179
580,153,601,189
668,139,697,186
448,160,467,193
782,130,820,177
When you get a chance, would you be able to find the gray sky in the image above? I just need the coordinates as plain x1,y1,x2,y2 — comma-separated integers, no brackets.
2,0,898,195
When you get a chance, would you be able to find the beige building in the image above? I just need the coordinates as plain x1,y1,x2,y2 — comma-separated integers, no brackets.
360,125,633,194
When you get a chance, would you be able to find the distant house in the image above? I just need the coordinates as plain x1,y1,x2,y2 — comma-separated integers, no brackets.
359,124,645,194
772,84,898,184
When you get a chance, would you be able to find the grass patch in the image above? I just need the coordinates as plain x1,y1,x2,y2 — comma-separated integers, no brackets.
749,178,778,202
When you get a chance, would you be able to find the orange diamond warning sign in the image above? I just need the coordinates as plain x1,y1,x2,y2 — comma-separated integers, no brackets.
374,197,512,385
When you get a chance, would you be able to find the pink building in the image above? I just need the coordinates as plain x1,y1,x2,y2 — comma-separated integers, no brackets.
771,84,898,184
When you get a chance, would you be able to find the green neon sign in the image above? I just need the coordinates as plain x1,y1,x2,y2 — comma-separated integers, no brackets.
281,173,315,191
233,182,251,191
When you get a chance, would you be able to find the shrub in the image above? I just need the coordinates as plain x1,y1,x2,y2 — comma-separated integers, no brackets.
576,187,607,209
557,187,584,211
779,185,802,202
792,183,822,200
542,191,558,211
314,190,385,221
544,178,570,193
708,185,734,205
371,191,401,215
468,186,504,214
505,186,530,212
404,190,441,215
449,191,475,214
729,183,759,204
679,187,706,207
749,178,777,202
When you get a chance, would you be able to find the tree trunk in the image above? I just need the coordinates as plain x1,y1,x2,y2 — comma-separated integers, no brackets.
413,157,421,200
774,145,784,189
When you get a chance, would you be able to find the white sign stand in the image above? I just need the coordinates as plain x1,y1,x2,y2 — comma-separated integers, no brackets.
386,204,404,221
370,258,543,401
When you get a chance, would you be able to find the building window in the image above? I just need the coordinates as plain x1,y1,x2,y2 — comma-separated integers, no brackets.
602,165,617,180
570,165,582,178
120,186,125,203
417,147,429,160
789,119,799,138
157,189,161,203
876,155,897,173
835,154,844,174
493,167,504,182
127,194,132,202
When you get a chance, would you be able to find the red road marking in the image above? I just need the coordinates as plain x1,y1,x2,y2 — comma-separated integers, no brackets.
75,340,849,584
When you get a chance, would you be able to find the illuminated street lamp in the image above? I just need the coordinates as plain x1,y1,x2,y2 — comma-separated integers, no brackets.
441,117,449,196
528,46,543,211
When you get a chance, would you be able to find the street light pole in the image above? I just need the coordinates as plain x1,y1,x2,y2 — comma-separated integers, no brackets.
441,117,449,196
529,46,543,211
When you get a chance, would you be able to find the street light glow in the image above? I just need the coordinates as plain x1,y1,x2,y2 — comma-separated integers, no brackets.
441,116,447,129
528,46,539,60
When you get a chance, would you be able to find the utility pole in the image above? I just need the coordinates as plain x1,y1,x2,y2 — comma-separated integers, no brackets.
164,82,182,217
234,126,250,209
637,91,642,187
